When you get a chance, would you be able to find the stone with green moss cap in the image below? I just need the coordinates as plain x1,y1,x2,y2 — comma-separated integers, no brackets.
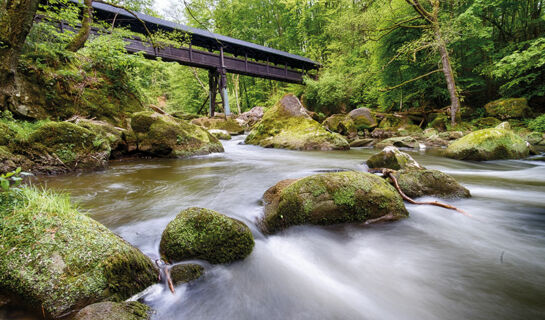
208,129,231,140
160,207,254,264
485,98,531,120
259,171,408,234
130,112,224,157
322,114,358,138
170,264,204,285
0,188,158,319
367,146,423,170
245,94,349,151
445,128,530,161
73,301,151,320
348,107,377,130
392,169,470,199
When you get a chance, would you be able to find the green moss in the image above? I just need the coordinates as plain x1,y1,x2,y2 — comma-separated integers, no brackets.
393,169,471,199
322,114,357,137
169,264,204,285
245,95,349,151
260,171,408,234
375,136,418,149
130,112,224,158
445,128,530,161
159,207,254,264
0,188,157,318
484,98,531,120
472,117,501,129
367,146,423,170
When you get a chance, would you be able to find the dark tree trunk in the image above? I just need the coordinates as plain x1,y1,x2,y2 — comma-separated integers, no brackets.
66,0,93,52
0,0,40,110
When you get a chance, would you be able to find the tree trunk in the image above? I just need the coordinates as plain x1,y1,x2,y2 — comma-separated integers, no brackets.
435,30,460,126
66,0,93,52
0,0,40,110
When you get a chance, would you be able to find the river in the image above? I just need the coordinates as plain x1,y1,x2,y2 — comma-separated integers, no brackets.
35,135,545,320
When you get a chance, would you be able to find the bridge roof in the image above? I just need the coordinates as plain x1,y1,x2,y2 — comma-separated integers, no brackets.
87,1,320,70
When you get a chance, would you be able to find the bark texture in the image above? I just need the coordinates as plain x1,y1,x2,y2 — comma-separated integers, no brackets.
66,0,93,52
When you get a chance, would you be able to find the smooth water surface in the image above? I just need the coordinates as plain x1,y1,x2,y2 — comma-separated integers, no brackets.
36,136,545,320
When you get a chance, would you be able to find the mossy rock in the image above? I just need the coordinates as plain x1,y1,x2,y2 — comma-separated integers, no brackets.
484,98,532,120
191,117,245,135
160,207,255,264
525,132,544,145
379,114,412,130
17,121,111,173
322,114,358,138
429,114,448,131
171,112,200,121
472,117,501,129
495,121,511,130
74,119,124,151
0,188,158,319
423,128,438,138
130,112,224,158
73,302,151,320
208,129,231,140
349,138,375,148
367,146,423,170
245,95,349,151
375,136,418,149
170,264,204,285
392,169,470,199
348,108,377,130
259,171,409,234
445,128,530,161
0,123,16,146
438,131,464,141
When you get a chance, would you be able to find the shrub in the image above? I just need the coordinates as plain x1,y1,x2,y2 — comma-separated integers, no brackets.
528,114,545,132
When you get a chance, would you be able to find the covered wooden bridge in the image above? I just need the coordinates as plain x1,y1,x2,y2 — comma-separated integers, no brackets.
59,0,321,116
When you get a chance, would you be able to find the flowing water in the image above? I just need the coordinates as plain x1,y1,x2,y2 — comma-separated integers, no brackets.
35,136,545,320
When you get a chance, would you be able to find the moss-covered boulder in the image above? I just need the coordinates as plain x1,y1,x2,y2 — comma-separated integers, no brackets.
18,121,111,173
375,136,418,149
191,117,245,135
73,302,151,320
259,171,409,234
0,188,158,319
160,207,254,264
130,112,224,157
367,146,423,170
485,98,532,120
495,122,511,130
379,114,412,130
348,107,377,130
392,169,470,199
429,114,448,131
74,119,124,152
208,129,231,140
423,128,438,138
170,264,204,285
322,114,358,138
445,128,530,161
245,95,349,151
525,132,544,145
237,106,264,127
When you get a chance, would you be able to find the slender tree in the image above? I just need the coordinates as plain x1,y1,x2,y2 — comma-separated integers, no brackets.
0,0,40,109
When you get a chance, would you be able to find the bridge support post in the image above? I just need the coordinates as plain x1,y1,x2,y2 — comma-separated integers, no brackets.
208,69,218,117
219,70,230,116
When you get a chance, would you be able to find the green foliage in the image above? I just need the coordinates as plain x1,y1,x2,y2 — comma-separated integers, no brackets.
0,168,28,192
528,114,545,132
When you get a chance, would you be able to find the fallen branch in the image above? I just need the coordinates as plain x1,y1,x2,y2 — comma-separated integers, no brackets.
380,168,471,217
155,259,175,293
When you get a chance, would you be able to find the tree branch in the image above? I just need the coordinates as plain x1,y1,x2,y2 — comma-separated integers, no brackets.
380,69,442,92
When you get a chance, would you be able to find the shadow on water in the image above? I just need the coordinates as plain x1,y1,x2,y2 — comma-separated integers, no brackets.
31,136,545,320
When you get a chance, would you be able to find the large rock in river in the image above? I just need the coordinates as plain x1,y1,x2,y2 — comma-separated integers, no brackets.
130,112,224,157
348,107,377,130
245,94,349,150
0,188,158,319
322,114,357,138
259,171,408,234
191,116,245,135
445,128,530,161
366,146,423,170
160,207,254,264
392,169,471,199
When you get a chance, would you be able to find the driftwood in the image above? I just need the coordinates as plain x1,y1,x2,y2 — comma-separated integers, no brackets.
155,259,175,293
376,168,470,217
